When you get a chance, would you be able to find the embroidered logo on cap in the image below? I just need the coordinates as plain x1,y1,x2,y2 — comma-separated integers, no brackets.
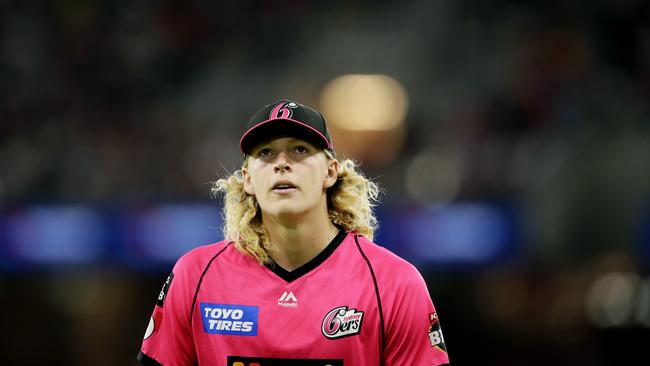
269,101,298,119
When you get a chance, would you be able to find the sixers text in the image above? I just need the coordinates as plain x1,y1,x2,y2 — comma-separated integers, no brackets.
321,306,364,339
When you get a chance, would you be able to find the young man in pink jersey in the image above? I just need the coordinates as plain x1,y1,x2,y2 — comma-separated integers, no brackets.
138,100,450,365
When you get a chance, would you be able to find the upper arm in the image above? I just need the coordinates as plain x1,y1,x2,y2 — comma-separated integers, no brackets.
382,267,450,366
139,257,198,366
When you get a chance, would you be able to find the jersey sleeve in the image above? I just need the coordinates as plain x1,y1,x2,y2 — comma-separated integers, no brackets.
138,254,199,366
383,265,450,366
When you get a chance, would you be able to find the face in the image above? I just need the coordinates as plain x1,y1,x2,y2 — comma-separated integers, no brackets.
242,137,339,222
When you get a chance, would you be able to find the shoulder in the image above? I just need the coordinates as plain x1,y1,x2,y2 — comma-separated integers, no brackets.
172,240,234,279
156,241,234,311
350,234,424,285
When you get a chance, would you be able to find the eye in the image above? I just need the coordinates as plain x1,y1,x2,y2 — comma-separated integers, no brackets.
256,147,273,157
292,145,309,154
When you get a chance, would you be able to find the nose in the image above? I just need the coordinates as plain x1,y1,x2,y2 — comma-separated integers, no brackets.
273,152,292,173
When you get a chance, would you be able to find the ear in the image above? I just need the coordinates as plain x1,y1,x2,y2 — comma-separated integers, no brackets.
242,167,256,195
323,158,339,189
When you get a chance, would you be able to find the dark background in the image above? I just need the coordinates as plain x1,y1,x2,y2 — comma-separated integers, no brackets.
1,0,649,365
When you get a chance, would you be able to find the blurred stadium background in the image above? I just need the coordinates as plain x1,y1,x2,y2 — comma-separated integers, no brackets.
1,0,649,365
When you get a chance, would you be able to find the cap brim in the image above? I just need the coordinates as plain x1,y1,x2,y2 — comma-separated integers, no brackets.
239,118,331,154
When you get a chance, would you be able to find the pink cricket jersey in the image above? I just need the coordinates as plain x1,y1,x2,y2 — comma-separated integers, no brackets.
138,228,450,366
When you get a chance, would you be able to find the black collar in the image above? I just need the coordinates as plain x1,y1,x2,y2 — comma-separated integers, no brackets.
266,227,347,283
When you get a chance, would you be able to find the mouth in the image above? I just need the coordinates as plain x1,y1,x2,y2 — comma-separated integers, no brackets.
271,181,298,193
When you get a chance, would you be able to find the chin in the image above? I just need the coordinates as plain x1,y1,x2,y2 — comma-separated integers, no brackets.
260,196,323,222
265,202,312,222
273,206,306,220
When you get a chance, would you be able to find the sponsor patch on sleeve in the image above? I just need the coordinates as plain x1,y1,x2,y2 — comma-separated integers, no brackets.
143,316,155,340
200,303,258,336
428,312,447,352
156,272,174,307
143,307,164,340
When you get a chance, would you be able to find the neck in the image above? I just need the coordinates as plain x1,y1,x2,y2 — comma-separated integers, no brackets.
263,209,339,271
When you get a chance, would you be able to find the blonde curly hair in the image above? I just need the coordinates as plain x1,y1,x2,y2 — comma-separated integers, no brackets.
211,150,380,264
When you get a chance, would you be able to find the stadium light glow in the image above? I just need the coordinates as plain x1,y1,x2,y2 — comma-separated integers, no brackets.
405,151,461,206
320,74,408,131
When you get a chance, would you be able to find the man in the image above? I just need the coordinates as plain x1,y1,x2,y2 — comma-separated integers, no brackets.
138,99,450,365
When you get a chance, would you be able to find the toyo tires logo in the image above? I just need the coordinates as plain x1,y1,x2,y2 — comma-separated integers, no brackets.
321,306,364,339
200,303,258,336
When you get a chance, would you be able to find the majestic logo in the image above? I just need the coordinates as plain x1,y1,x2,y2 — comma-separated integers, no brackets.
428,312,447,352
321,306,364,339
278,291,298,308
200,303,258,336
156,272,174,307
269,101,298,120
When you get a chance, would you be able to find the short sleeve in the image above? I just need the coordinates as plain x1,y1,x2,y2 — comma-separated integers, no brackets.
138,256,198,366
383,266,450,366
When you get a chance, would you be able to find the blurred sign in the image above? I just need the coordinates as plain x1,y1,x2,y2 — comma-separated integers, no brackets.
0,206,107,268
119,204,222,268
378,202,520,268
0,202,519,271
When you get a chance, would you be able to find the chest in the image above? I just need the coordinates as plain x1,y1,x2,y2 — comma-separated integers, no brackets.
190,260,382,364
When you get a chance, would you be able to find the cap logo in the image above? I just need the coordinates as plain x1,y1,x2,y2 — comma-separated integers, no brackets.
269,101,298,120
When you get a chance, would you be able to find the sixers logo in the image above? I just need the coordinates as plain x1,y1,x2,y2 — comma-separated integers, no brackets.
269,101,298,119
321,306,364,339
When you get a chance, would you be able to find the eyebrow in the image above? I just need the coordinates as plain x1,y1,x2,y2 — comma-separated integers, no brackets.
254,138,316,150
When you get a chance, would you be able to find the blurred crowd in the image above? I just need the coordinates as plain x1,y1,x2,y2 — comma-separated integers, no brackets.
1,0,650,365
3,0,647,205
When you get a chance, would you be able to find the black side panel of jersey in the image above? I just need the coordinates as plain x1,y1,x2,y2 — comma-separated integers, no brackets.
189,242,233,325
137,351,163,366
227,356,343,365
353,235,386,366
